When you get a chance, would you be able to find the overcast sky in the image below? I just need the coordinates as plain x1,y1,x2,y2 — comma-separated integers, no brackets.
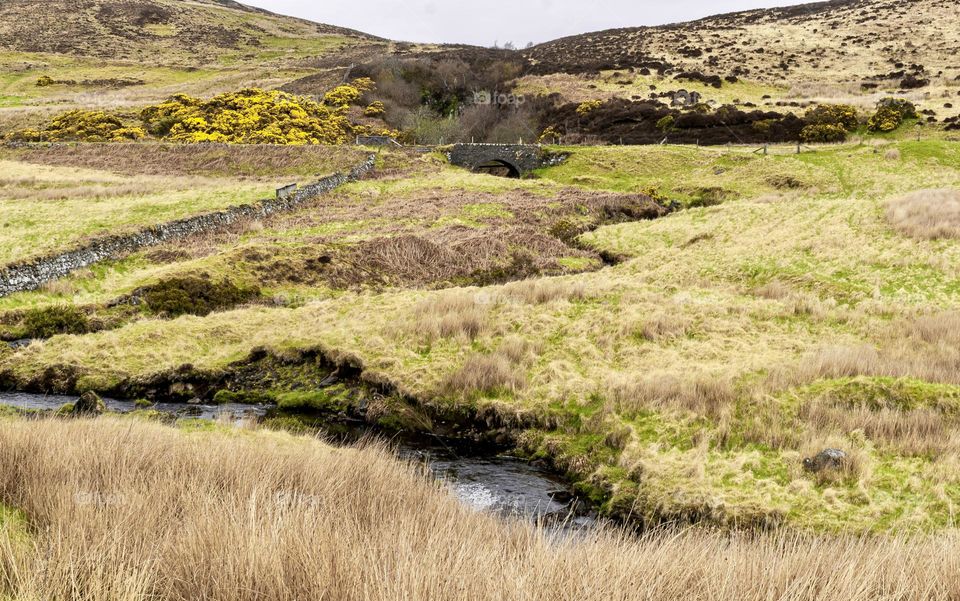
242,0,820,46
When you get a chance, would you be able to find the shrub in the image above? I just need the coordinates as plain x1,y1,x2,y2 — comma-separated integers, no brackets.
140,89,354,145
537,125,561,144
35,75,55,87
19,305,89,339
868,99,917,133
878,98,918,120
804,104,859,131
363,101,386,117
7,110,146,142
576,100,603,116
141,277,260,317
655,115,675,132
868,106,903,133
800,123,848,143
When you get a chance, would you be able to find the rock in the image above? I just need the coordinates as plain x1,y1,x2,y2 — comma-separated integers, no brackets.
7,339,32,350
72,391,106,416
548,490,574,504
803,448,848,473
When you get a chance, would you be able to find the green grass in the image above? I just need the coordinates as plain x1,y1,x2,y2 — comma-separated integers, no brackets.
0,158,283,265
538,139,960,204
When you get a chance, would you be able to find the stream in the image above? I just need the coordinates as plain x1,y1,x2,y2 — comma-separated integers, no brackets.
0,392,595,531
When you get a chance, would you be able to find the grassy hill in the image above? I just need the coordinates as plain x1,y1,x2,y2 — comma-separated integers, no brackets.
0,0,393,130
0,0,377,63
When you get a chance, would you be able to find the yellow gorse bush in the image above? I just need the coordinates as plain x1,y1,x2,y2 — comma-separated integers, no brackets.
804,104,860,131
140,88,355,145
5,110,146,142
576,99,603,116
5,79,389,145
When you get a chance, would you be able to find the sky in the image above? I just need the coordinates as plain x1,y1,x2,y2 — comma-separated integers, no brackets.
242,0,822,46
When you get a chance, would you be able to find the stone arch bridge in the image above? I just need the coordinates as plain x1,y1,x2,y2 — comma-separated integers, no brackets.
446,144,563,177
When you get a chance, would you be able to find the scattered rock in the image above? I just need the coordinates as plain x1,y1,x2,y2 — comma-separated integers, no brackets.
802,448,848,473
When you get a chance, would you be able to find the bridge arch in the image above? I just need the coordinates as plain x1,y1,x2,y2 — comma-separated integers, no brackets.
446,144,558,177
473,158,521,178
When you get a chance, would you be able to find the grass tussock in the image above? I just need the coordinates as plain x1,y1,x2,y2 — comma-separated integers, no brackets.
608,372,736,418
2,418,960,600
800,402,958,458
500,278,587,305
792,312,960,387
886,189,960,240
443,351,526,397
410,292,491,342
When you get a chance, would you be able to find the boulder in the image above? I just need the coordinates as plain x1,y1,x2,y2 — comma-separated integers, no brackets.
802,448,847,473
72,391,106,416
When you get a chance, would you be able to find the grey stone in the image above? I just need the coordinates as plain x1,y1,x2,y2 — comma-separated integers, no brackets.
72,391,106,416
803,448,848,473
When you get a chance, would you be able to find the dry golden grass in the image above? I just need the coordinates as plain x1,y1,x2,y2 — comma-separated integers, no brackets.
410,291,492,342
886,189,960,240
443,351,526,396
2,417,960,600
607,371,736,418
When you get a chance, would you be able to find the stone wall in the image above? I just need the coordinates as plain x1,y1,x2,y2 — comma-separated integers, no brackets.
0,154,377,297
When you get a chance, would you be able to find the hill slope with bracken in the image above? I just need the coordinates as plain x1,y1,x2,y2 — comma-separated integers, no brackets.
0,0,379,65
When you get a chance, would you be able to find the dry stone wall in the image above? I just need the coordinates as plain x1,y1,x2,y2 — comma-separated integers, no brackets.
0,154,376,297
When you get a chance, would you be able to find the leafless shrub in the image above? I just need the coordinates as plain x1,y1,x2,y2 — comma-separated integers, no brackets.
885,149,902,161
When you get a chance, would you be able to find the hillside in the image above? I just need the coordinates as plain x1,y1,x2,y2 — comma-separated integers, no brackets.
0,0,378,64
525,0,959,83
519,0,960,122
0,0,397,131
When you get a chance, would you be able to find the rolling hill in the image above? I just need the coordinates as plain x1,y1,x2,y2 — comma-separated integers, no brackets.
0,0,379,64
524,0,960,84
516,0,960,123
